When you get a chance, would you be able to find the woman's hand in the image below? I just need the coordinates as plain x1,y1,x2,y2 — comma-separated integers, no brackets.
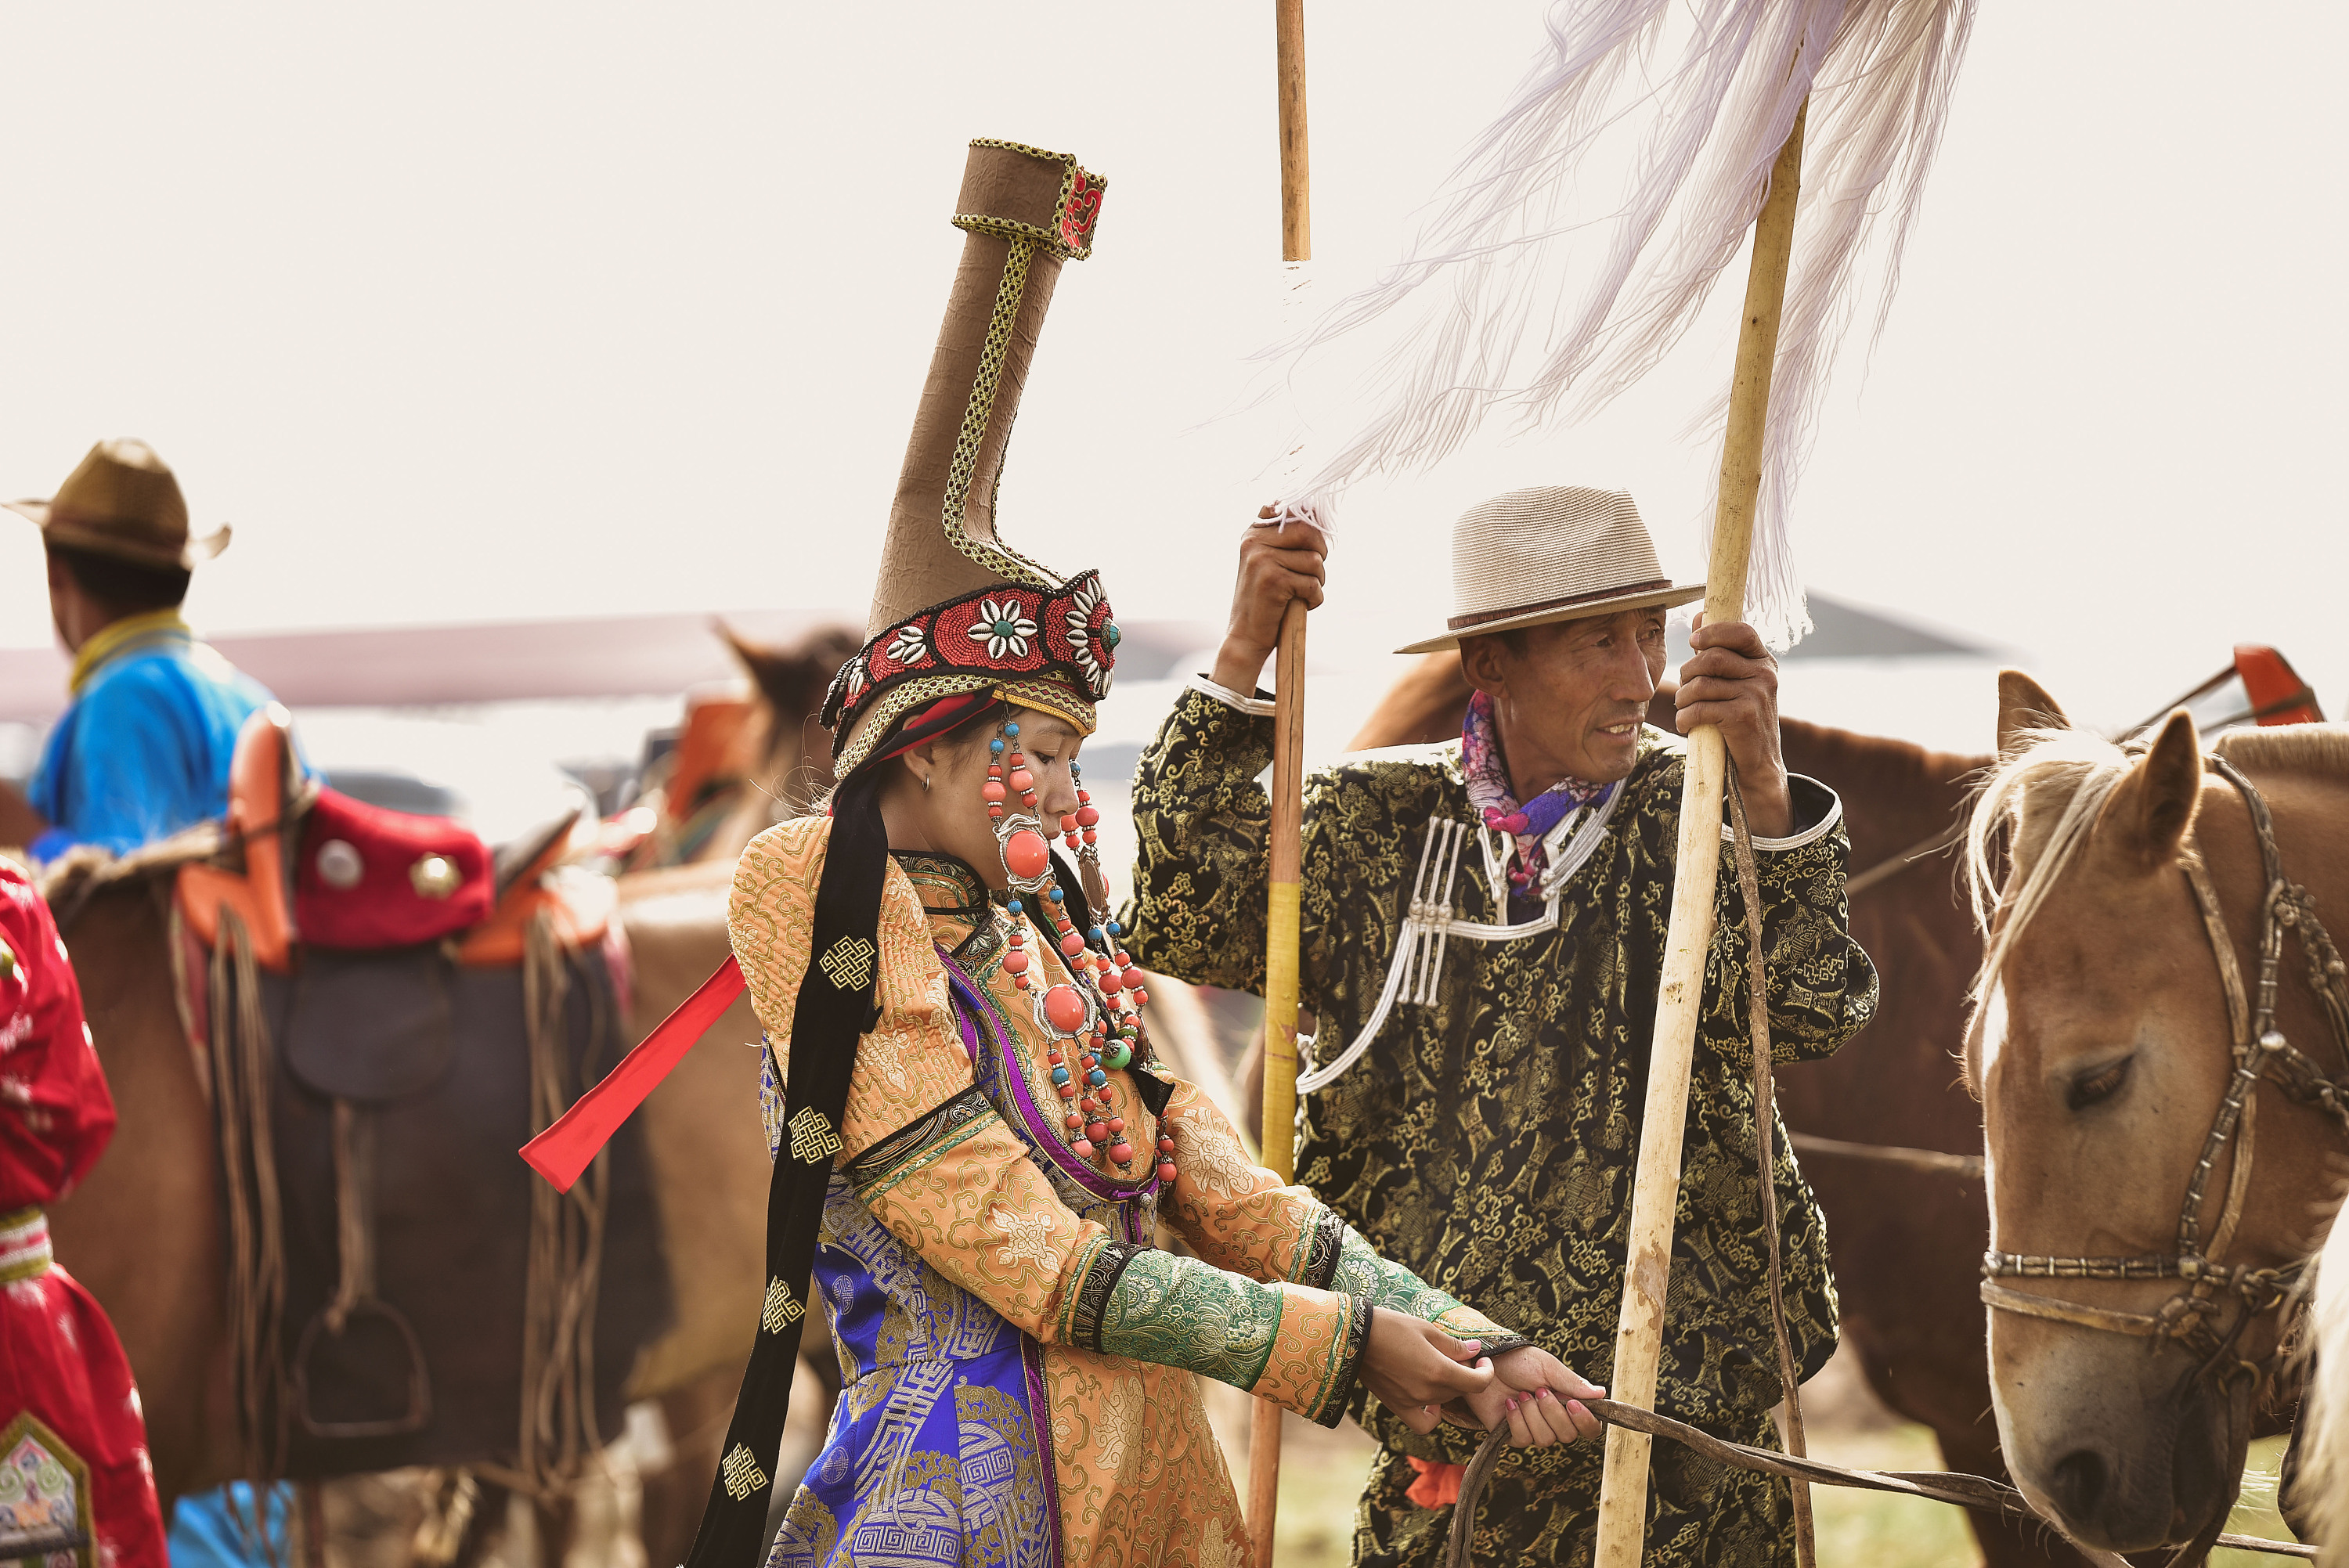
1454,1345,1607,1447
1358,1310,1495,1435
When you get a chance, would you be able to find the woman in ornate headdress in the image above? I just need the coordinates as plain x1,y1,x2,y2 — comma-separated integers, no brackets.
702,142,1606,1568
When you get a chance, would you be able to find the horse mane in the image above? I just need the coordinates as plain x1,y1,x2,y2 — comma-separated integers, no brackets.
1959,726,2139,1084
2211,720,2349,777
37,821,226,922
1957,717,2349,1084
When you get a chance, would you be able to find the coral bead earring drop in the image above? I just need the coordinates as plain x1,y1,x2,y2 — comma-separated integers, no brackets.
986,719,1171,1185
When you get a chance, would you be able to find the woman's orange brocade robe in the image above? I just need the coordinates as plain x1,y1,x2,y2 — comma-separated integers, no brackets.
727,820,1519,1568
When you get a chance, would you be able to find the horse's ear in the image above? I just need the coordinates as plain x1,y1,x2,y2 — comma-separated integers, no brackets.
719,621,788,693
2105,708,2203,870
720,622,838,712
1997,670,2069,761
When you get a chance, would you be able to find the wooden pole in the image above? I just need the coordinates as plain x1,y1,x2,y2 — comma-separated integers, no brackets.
1250,4,1312,1562
1592,98,1807,1568
1276,0,1311,261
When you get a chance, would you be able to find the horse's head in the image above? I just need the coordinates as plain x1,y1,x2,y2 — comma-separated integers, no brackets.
722,622,863,796
1966,672,2305,1554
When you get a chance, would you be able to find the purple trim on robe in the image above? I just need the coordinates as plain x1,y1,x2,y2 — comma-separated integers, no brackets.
1021,1335,1066,1563
939,945,983,1065
939,953,1161,1206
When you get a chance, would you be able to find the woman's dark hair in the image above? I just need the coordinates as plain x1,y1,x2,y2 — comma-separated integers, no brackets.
47,542,191,613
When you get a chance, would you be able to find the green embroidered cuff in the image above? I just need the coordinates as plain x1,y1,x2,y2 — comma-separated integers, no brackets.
843,1086,998,1204
1330,1225,1523,1350
1094,1246,1286,1395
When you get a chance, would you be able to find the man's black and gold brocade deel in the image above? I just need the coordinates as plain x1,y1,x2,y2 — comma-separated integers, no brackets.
1120,686,1879,1567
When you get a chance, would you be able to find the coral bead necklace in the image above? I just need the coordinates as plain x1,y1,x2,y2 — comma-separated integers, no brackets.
987,722,1175,1184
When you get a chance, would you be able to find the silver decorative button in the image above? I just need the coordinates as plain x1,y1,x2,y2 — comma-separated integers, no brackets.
316,838,365,890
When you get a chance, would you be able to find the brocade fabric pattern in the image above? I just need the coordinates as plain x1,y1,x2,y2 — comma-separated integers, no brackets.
1121,687,1879,1568
728,827,1517,1567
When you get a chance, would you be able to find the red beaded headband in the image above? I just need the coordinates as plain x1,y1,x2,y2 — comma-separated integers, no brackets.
822,570,1120,771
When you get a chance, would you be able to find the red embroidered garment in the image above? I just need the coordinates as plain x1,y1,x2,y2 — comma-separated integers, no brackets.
0,860,167,1568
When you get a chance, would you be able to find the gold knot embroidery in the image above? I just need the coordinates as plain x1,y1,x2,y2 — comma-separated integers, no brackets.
787,1108,844,1164
817,935,876,991
761,1278,803,1334
991,1206,1058,1269
720,1443,770,1500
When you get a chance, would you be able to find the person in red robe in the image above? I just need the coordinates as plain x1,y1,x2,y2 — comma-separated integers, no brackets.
0,856,167,1568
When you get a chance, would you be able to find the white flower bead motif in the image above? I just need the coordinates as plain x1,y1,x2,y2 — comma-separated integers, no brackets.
883,623,929,666
1066,586,1120,696
1064,581,1106,687
969,598,1037,661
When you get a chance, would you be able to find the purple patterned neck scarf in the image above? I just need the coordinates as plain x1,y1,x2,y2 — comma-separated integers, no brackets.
1460,688,1611,895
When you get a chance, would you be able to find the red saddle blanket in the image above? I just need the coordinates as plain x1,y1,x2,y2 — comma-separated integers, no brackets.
294,788,493,950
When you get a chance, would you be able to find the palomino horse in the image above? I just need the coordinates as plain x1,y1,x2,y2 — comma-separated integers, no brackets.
2300,1215,2349,1560
1346,651,2094,1568
1965,672,2349,1555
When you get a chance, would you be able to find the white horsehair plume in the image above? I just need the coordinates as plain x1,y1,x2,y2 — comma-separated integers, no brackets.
1280,0,1975,648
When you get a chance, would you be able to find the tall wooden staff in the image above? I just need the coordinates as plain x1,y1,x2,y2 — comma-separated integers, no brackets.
1593,99,1807,1568
1249,1,1313,1559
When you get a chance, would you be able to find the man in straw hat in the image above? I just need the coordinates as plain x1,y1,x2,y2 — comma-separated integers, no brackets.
7,439,279,862
1124,486,1878,1565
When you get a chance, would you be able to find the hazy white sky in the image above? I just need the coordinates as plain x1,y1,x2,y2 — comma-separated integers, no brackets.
2,2,2342,757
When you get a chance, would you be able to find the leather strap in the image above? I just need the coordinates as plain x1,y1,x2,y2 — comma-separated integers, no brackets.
1979,1281,2166,1339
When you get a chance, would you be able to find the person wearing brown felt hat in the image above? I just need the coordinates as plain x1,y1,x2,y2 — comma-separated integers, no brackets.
6,438,280,861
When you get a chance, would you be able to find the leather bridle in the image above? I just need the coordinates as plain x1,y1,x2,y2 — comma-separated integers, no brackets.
1979,753,2349,1371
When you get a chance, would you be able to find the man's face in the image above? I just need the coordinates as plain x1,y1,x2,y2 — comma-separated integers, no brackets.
1459,607,1667,786
45,553,93,653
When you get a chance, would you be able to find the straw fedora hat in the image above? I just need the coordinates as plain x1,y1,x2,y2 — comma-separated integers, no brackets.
1395,485,1701,654
6,438,229,571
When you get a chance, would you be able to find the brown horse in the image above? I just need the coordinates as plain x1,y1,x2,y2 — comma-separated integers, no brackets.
37,842,775,1565
628,626,863,873
1965,675,2349,1554
1344,651,2096,1568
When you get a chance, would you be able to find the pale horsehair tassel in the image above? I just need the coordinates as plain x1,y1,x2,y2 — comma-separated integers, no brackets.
1274,0,1976,650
